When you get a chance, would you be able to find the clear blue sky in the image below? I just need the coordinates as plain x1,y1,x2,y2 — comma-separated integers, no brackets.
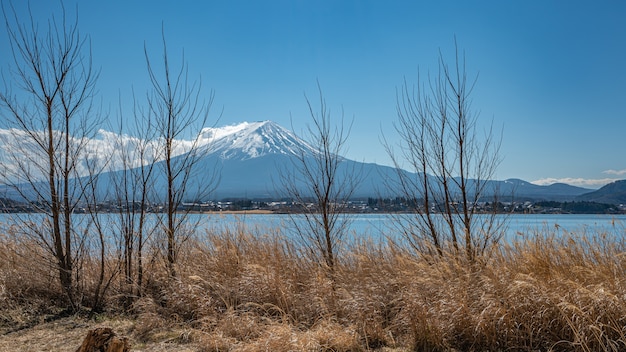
2,1,625,188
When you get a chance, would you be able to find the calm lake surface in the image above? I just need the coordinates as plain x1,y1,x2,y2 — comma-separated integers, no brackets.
201,213,626,240
2,213,625,242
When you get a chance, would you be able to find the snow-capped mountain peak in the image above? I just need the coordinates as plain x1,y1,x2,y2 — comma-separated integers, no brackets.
199,121,314,160
0,120,315,186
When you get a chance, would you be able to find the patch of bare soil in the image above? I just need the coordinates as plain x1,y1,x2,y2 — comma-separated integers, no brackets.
0,316,201,352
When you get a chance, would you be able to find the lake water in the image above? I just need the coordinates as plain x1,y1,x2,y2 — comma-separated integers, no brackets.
195,213,626,243
2,213,625,243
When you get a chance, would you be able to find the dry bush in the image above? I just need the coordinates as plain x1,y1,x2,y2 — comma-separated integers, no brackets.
335,240,405,349
231,322,307,352
499,232,626,351
0,230,67,332
308,319,362,352
390,230,626,351
158,280,214,323
179,228,326,324
0,232,63,301
4,220,626,351
131,297,169,342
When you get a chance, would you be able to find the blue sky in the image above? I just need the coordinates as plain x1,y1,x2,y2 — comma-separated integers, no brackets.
1,1,625,188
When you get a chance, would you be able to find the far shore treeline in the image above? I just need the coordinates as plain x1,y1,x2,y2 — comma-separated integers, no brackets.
0,197,623,215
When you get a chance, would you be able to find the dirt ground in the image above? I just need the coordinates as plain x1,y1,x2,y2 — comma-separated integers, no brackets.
0,316,410,351
0,317,201,352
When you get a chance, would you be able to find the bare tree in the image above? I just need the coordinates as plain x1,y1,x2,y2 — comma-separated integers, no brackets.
144,29,217,277
0,2,100,310
104,93,161,304
282,85,362,277
385,43,504,261
78,150,121,314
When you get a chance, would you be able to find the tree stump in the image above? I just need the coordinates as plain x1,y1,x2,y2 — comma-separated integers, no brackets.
75,327,130,352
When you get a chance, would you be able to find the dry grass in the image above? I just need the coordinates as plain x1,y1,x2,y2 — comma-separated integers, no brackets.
2,223,626,351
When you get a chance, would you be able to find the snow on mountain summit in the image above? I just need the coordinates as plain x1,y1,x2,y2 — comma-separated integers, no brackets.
0,121,313,184
199,121,314,160
198,121,254,141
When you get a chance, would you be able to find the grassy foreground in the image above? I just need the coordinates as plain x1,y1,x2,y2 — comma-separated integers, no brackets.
1,226,626,351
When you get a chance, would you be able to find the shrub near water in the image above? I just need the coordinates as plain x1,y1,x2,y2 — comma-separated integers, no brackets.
2,225,626,351
0,232,66,330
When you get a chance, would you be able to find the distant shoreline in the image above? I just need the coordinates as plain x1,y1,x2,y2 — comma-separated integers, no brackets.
1,209,625,215
194,209,275,215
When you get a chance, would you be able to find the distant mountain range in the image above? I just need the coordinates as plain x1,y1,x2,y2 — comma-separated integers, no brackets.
575,180,626,205
2,120,622,203
136,121,596,201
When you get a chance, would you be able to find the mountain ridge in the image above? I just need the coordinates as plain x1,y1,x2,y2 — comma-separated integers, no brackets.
576,180,626,205
142,121,593,200
0,120,594,201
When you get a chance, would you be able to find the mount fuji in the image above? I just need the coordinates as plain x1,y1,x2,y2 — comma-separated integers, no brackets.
0,120,593,202
185,120,381,199
197,121,316,161
142,120,592,200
